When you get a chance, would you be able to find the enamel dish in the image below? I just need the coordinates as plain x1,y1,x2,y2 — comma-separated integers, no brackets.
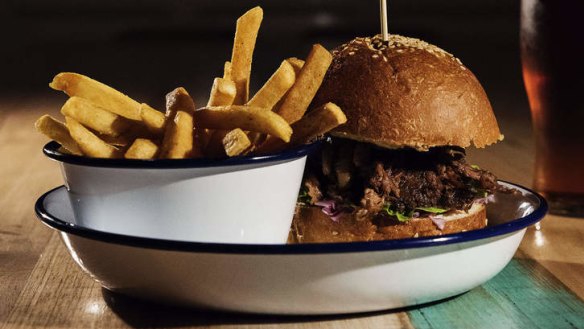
43,141,319,244
35,182,546,315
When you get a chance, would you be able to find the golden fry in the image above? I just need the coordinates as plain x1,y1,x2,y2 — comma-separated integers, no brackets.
274,44,332,124
223,61,232,80
257,57,304,144
65,117,119,158
50,72,142,121
286,57,305,75
140,103,165,135
98,123,156,149
290,102,346,144
34,115,82,155
160,111,194,159
38,9,341,159
60,96,130,137
99,133,133,147
204,78,237,151
230,6,263,105
164,87,195,118
245,60,296,145
223,128,251,157
247,60,296,110
124,138,159,159
160,88,199,158
257,102,346,154
207,78,237,107
259,57,304,143
195,105,292,142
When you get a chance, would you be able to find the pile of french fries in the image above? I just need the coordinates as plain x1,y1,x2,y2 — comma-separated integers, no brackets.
35,6,346,160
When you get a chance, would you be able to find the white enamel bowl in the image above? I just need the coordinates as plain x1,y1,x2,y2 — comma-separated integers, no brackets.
43,141,320,244
35,182,546,315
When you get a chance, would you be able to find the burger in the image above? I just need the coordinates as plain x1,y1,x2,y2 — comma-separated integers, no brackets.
290,34,510,243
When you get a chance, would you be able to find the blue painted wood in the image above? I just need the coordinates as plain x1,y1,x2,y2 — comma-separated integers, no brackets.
408,259,584,329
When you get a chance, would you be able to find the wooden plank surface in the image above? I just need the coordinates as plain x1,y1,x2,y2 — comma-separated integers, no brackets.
407,259,584,329
1,98,583,329
0,100,61,322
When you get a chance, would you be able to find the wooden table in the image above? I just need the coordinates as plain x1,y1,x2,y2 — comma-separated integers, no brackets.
1,96,583,329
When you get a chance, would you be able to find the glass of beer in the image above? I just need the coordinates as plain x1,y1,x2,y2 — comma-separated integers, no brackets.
520,0,584,216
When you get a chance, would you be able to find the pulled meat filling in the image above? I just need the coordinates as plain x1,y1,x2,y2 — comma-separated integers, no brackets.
303,139,505,218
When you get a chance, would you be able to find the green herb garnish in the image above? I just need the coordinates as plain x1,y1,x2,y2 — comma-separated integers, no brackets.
395,212,410,222
415,206,448,214
382,203,411,222
297,186,311,204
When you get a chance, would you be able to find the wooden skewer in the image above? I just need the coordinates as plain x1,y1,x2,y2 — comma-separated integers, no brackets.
380,0,389,41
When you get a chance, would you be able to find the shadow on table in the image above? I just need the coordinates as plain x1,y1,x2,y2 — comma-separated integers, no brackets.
101,288,462,327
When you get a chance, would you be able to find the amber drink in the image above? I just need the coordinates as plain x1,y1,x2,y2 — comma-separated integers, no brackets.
520,0,584,215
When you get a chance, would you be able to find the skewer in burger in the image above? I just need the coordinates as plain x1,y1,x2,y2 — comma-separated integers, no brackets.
291,34,511,243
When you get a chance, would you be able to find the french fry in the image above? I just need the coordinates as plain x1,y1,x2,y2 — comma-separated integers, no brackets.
256,102,346,154
160,111,194,159
286,57,305,75
99,133,133,148
49,73,142,121
140,103,165,135
274,44,333,124
204,77,237,151
254,57,304,145
164,87,195,118
230,6,263,105
97,123,157,150
246,60,296,145
65,117,119,158
60,96,130,137
247,60,296,110
223,128,251,157
209,58,291,153
195,105,292,142
160,88,199,158
290,103,346,144
124,138,159,159
254,57,304,143
207,78,237,107
223,61,232,80
34,115,82,155
37,9,347,160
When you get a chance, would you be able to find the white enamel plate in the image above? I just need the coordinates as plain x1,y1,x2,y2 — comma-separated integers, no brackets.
35,182,546,315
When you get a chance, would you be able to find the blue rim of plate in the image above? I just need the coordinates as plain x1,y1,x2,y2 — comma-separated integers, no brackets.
34,182,548,255
43,140,321,169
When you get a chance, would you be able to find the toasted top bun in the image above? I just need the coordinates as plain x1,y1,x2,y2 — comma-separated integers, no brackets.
312,34,503,151
289,203,487,243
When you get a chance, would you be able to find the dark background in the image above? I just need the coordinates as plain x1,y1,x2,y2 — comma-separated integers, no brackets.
0,0,528,117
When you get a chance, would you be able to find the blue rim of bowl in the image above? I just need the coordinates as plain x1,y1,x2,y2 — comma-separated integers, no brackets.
43,140,321,169
34,181,548,255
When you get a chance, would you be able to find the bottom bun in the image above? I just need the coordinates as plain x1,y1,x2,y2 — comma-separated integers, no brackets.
289,203,487,243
